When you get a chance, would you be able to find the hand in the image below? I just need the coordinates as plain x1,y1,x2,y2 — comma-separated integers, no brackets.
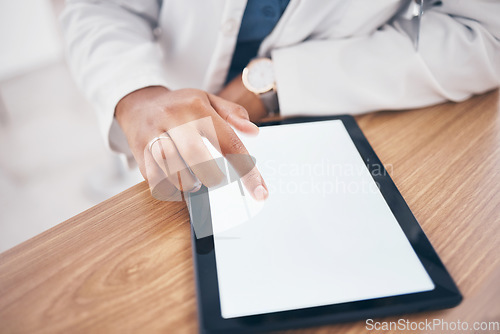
115,86,268,201
217,74,268,123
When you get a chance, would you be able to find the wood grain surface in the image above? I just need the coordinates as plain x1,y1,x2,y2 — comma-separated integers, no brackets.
1,90,499,334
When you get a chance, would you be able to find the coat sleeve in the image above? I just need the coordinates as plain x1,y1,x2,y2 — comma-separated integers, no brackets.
272,1,500,116
61,0,168,161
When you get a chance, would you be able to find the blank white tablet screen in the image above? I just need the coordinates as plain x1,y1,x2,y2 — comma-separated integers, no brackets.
207,120,434,319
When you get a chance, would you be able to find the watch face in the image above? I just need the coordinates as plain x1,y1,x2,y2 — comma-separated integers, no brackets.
242,58,275,94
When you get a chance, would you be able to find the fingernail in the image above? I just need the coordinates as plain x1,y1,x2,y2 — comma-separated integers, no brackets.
253,185,268,201
235,116,257,129
189,179,202,193
246,120,259,131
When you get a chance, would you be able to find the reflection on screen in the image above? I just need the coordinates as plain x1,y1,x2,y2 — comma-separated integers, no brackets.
208,120,434,319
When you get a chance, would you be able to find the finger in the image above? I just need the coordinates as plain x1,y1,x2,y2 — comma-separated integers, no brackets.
209,116,268,201
241,166,268,200
167,125,225,188
143,146,179,201
151,136,201,193
208,94,259,135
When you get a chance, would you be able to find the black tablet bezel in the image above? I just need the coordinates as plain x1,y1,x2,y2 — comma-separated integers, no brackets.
189,115,462,334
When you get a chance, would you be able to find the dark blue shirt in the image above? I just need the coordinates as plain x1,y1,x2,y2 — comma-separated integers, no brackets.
225,0,290,83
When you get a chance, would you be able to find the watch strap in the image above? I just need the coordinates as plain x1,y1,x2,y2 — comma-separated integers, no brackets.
260,90,279,115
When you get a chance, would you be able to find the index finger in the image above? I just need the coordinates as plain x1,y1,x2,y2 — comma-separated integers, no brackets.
208,115,268,201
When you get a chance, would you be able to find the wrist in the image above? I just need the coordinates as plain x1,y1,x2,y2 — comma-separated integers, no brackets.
218,75,268,122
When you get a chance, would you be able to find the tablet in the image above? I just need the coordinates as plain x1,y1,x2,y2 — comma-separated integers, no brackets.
188,115,461,334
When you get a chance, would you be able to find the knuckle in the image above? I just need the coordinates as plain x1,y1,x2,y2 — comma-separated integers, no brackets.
187,96,206,110
182,142,203,162
227,136,245,153
234,105,247,116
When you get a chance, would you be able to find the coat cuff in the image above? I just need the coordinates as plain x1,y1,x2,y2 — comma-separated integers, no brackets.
98,72,169,167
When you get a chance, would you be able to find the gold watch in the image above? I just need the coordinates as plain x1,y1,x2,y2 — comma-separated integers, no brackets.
242,58,279,114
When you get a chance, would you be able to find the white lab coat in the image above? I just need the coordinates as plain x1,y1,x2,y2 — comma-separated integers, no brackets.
61,0,500,163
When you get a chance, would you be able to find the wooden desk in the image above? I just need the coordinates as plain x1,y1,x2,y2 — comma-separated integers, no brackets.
1,90,499,334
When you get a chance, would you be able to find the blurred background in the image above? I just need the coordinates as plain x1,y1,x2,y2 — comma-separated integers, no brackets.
0,0,142,252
